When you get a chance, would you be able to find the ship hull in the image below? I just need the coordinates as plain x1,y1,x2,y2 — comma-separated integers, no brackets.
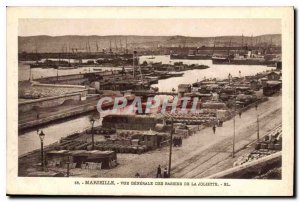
170,54,211,60
211,57,230,64
212,58,277,66
30,63,59,69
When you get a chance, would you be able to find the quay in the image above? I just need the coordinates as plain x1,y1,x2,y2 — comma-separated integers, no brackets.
18,93,282,178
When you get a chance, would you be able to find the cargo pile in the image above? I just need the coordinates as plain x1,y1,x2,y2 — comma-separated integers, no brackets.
92,141,148,154
54,138,148,154
162,112,217,125
55,140,91,151
46,149,117,170
233,125,282,166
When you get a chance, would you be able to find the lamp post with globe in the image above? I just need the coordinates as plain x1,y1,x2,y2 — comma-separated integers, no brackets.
38,130,46,170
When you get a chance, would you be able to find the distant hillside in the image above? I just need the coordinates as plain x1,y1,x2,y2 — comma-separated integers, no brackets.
18,34,281,53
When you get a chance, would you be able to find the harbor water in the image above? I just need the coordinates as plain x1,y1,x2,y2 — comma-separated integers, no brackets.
19,116,102,156
18,108,134,156
139,55,275,92
18,61,123,81
18,55,275,156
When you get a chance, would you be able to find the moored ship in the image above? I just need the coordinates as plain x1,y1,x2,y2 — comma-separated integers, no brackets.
170,53,211,60
167,71,184,77
211,55,231,64
212,53,279,66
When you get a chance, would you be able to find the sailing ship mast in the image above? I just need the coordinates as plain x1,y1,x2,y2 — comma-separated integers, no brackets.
114,38,118,53
119,39,122,53
227,38,232,57
109,40,112,54
68,43,71,65
241,34,244,52
35,41,38,64
133,51,136,78
96,42,99,52
125,37,128,54
211,37,216,56
255,37,258,47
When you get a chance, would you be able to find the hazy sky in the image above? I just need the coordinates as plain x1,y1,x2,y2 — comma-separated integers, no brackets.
19,19,281,37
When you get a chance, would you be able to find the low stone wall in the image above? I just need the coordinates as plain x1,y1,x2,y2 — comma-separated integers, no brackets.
32,83,86,89
19,103,97,130
50,78,88,85
35,74,85,83
19,93,83,113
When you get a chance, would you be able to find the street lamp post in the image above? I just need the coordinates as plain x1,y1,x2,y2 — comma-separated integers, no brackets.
133,51,137,78
38,130,46,171
168,118,174,178
66,155,71,177
257,114,260,141
29,67,32,81
256,102,260,141
232,113,236,158
89,116,95,150
232,88,236,158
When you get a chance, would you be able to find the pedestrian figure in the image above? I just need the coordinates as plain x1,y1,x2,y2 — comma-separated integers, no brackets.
174,137,180,147
156,165,162,178
173,137,176,147
212,125,216,134
255,103,258,110
121,66,126,75
239,111,242,118
219,120,223,127
135,172,140,178
163,168,168,178
36,113,40,119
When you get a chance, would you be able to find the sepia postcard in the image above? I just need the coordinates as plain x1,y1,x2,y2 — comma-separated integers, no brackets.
7,7,294,196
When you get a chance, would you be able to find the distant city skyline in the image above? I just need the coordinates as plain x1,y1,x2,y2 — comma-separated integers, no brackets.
19,19,281,37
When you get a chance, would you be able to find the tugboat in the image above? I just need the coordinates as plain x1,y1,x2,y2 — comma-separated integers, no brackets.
211,55,231,64
167,71,184,77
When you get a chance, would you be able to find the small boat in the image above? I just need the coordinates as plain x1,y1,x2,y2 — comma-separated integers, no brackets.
30,62,59,69
93,68,102,71
211,55,231,64
167,71,184,77
145,76,159,80
58,66,78,70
